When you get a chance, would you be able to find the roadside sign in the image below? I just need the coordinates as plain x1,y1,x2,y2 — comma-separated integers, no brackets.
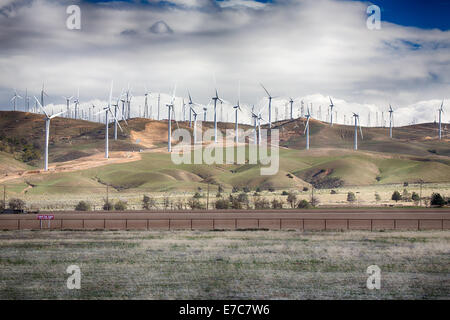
37,214,54,229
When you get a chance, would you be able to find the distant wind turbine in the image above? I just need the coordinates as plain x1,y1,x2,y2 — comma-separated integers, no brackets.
438,101,444,140
212,88,224,143
329,97,335,126
352,112,363,150
260,84,275,128
388,105,394,138
304,107,311,150
11,90,22,111
233,82,242,143
166,85,177,152
62,95,73,117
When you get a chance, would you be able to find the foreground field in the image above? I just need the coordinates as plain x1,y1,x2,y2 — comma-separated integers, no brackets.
0,230,448,299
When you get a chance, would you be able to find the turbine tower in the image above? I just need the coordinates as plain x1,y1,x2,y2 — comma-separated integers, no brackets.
73,88,80,119
144,86,151,119
352,112,363,150
388,105,394,138
289,97,294,120
438,101,444,140
304,107,311,150
233,83,242,143
166,85,177,152
260,84,274,128
11,90,22,111
251,106,258,145
40,84,48,114
329,97,335,126
211,88,224,143
95,81,123,159
63,95,73,117
33,97,67,171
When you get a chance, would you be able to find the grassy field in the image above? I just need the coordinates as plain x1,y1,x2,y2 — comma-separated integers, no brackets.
0,230,448,299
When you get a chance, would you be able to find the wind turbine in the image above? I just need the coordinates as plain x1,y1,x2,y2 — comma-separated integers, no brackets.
24,89,30,112
11,90,22,111
251,106,258,145
94,81,123,159
233,82,242,143
144,86,151,119
438,101,444,140
63,95,73,117
166,85,177,152
260,84,275,128
329,97,335,126
33,97,67,171
73,88,80,119
40,84,49,114
289,97,294,120
388,105,394,138
352,112,363,150
304,107,311,150
212,88,224,143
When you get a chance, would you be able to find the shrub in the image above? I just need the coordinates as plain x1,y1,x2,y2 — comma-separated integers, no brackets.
103,199,114,211
254,197,270,209
310,196,320,207
402,189,411,201
232,186,240,193
188,198,204,210
347,192,356,202
8,198,26,211
430,193,445,207
287,192,297,208
193,192,202,199
310,177,344,189
403,182,409,187
242,186,250,193
271,199,283,209
215,199,229,209
216,192,222,198
255,187,261,193
142,195,156,210
114,200,127,211
375,176,381,182
297,199,311,209
303,187,309,192
218,185,224,193
391,191,401,202
411,192,420,204
375,193,381,202
268,187,275,192
0,200,5,211
330,190,337,194
75,201,91,211
237,193,249,205
230,198,243,209
281,191,289,196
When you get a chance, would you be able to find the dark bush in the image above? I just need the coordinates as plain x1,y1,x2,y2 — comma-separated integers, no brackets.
256,187,261,193
297,199,311,209
375,193,381,201
237,193,249,205
330,190,337,194
430,193,445,207
242,186,250,193
303,187,309,192
232,186,240,193
8,198,26,211
391,191,401,202
254,197,270,209
0,200,5,211
75,201,91,211
268,187,275,192
347,192,356,202
142,195,156,210
230,198,243,209
215,199,229,209
218,185,224,193
114,200,127,211
193,192,202,199
188,198,204,210
376,176,381,182
281,190,289,196
216,192,222,198
271,199,283,209
310,177,344,189
103,199,114,211
403,182,409,187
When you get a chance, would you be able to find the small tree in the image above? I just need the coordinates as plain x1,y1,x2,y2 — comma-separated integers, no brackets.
303,187,309,192
271,198,283,209
114,200,127,211
402,189,411,201
193,192,202,199
8,198,26,211
0,200,5,212
391,191,401,202
297,199,311,209
103,199,114,211
430,193,445,207
232,186,240,193
411,192,420,204
75,201,91,211
188,198,204,210
268,187,275,192
242,186,250,193
142,195,156,210
347,192,356,203
310,196,319,207
282,191,289,196
254,197,270,209
218,185,224,193
255,187,261,193
374,193,381,202
287,192,297,208
237,193,249,207
215,199,229,209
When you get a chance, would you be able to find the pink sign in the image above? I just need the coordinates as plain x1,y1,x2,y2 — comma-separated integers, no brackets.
37,215,54,220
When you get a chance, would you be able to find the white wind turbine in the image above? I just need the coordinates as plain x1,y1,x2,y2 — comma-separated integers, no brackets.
260,84,275,128
329,97,335,126
438,101,444,140
11,89,22,111
166,85,177,152
62,95,73,117
211,88,224,143
388,105,394,138
251,106,258,145
24,89,30,112
73,88,80,119
304,107,311,150
352,112,363,150
144,86,151,119
33,97,67,171
233,82,242,143
94,81,124,159
40,84,49,114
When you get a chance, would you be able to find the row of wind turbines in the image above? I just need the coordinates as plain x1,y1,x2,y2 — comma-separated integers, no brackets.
7,83,446,172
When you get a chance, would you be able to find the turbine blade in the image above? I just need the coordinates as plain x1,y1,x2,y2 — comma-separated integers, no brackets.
260,83,270,97
109,109,123,132
304,117,310,134
50,110,67,119
34,96,49,118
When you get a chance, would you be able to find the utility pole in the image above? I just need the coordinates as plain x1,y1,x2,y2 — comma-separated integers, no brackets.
106,185,109,205
3,185,5,210
206,183,210,210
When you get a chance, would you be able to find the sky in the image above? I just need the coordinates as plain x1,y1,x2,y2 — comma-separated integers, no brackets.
0,0,448,126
